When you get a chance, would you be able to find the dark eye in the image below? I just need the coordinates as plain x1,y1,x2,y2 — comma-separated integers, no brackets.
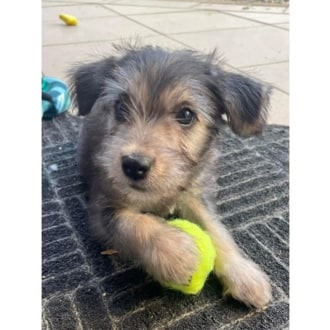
176,108,196,126
114,100,128,123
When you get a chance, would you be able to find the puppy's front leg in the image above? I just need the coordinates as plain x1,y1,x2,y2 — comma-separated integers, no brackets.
181,198,272,308
112,210,199,285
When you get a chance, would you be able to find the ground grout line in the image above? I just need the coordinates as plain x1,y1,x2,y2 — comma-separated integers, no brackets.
42,34,158,48
225,65,289,95
216,9,289,15
98,4,200,47
167,23,267,37
238,59,289,69
210,8,289,30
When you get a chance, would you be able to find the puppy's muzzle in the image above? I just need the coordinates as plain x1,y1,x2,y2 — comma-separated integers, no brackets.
121,154,152,181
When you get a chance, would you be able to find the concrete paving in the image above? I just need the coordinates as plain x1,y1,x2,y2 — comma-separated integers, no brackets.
42,0,289,126
42,1,289,329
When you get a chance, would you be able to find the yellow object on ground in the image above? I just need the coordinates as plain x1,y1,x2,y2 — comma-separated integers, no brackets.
59,14,78,26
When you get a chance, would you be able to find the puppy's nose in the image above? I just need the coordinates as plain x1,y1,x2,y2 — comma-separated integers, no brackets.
121,154,152,181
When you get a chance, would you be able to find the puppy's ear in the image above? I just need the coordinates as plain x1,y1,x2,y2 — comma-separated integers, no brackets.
215,71,271,137
69,57,117,116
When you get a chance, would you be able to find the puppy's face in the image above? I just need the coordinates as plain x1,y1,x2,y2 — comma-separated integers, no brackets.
70,45,270,208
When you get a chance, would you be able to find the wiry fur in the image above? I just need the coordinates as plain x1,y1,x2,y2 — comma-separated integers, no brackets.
69,44,272,308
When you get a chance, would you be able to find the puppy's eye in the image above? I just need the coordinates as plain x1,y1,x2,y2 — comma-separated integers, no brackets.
176,108,196,126
114,100,128,123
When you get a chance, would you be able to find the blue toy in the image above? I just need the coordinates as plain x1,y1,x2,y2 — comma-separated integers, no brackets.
42,76,71,119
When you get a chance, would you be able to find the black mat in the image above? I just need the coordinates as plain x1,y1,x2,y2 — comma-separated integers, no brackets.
42,113,289,330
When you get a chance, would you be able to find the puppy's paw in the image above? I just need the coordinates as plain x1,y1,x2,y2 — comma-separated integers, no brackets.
221,258,272,308
144,228,199,285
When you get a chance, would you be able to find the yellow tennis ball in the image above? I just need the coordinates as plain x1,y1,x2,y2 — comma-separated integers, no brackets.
161,219,216,295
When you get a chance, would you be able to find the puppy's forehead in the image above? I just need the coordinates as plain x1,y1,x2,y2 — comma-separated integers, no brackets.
110,49,215,111
117,48,211,81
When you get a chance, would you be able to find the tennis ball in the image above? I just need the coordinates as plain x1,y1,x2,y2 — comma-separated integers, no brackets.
161,219,216,295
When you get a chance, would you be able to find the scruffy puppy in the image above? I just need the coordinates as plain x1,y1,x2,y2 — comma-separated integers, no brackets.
69,44,272,308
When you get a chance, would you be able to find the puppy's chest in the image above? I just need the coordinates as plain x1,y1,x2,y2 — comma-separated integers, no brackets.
141,202,179,220
139,191,196,220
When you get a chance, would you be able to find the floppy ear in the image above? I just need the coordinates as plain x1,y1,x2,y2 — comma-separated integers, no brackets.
216,71,271,137
69,57,117,116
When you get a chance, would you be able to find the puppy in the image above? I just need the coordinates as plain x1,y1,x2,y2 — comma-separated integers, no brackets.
69,44,272,308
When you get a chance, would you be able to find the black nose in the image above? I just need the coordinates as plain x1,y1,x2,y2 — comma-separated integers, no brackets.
121,154,152,181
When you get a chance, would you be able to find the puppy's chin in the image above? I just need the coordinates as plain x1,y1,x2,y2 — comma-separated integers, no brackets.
128,181,148,192
114,176,183,213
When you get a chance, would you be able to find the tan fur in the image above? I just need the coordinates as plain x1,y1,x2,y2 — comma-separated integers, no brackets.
114,210,199,284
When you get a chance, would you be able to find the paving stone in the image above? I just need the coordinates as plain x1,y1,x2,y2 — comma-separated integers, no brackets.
172,25,288,68
43,15,157,46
